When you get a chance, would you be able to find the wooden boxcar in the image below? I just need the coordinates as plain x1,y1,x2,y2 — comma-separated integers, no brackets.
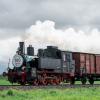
72,52,100,84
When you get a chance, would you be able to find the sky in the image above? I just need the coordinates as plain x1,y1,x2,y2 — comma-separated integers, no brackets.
0,0,100,74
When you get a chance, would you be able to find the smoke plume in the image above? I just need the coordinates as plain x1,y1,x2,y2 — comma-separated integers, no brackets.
23,20,100,53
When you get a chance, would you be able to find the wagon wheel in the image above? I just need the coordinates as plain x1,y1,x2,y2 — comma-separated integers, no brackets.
88,77,94,85
81,77,87,85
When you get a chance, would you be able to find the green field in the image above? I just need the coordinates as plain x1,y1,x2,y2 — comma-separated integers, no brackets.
0,87,100,100
0,76,12,85
0,76,100,100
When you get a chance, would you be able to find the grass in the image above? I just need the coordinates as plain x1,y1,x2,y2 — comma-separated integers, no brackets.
0,76,11,85
0,76,100,85
0,76,18,85
0,87,100,100
75,81,100,84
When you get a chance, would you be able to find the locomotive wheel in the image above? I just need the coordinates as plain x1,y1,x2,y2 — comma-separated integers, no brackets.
42,79,47,85
50,79,56,85
38,79,47,86
89,77,94,85
50,79,54,85
56,78,60,85
54,79,59,85
33,79,39,86
70,77,75,85
28,82,33,85
20,82,26,85
52,77,60,85
81,77,87,85
50,78,59,85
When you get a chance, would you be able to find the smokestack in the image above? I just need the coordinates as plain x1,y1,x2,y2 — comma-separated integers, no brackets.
27,45,34,56
19,42,25,54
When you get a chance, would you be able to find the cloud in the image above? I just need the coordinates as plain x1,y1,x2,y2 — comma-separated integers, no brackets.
0,37,21,63
0,0,100,31
0,28,24,40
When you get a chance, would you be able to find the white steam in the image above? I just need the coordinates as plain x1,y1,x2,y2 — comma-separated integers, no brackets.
23,20,100,53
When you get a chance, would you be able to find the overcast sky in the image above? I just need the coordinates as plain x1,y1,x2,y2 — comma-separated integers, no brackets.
0,0,100,73
0,0,100,38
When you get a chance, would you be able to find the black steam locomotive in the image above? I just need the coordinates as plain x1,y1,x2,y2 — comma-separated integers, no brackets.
7,42,75,85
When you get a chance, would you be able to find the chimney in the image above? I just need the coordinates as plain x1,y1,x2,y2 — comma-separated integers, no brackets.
27,45,34,56
19,42,25,54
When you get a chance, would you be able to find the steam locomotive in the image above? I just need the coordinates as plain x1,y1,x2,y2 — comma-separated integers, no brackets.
6,42,100,85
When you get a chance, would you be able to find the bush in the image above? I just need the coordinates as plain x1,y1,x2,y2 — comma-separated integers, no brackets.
49,90,57,96
7,90,13,96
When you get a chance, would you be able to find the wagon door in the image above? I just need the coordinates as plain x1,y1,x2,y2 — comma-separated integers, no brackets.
80,53,86,74
86,54,90,74
95,55,100,74
90,55,95,74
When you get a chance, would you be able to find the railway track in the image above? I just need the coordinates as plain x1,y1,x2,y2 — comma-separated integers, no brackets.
0,84,100,90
